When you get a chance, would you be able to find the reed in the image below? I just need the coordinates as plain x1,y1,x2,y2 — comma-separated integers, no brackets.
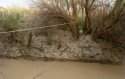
0,7,23,31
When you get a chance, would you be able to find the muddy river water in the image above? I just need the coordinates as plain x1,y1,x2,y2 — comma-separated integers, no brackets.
0,59,125,79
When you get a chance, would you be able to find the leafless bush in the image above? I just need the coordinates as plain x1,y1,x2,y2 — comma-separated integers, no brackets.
31,0,125,45
80,0,125,46
31,0,80,39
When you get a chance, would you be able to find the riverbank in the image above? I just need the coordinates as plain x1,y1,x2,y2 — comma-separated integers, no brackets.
0,55,124,65
0,30,125,65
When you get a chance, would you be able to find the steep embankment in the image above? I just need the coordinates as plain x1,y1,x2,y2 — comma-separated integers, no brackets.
0,27,124,64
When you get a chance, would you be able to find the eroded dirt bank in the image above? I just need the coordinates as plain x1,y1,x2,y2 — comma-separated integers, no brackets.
0,29,125,64
0,59,125,79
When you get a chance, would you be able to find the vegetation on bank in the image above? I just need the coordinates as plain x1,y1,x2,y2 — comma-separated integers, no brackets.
0,7,24,31
32,0,125,46
0,0,125,47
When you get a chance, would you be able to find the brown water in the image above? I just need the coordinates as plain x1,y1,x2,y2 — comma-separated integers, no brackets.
0,59,125,79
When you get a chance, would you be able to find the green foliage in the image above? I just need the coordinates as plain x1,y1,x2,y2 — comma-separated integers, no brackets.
0,8,23,31
78,19,86,32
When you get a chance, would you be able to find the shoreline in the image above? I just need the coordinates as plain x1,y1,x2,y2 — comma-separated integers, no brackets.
0,55,124,65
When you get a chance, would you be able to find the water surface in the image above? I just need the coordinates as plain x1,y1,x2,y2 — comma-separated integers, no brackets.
0,59,125,79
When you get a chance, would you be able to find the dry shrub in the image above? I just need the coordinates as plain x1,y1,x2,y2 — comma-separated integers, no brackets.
85,0,125,46
31,0,125,46
32,0,80,39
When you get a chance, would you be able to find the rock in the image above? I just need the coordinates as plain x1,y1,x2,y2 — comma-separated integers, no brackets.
83,47,102,59
7,47,22,57
28,48,45,57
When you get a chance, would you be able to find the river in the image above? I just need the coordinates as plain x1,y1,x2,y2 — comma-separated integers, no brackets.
0,59,125,79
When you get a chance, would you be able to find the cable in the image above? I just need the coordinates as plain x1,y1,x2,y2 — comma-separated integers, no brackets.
32,58,60,79
0,22,77,34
